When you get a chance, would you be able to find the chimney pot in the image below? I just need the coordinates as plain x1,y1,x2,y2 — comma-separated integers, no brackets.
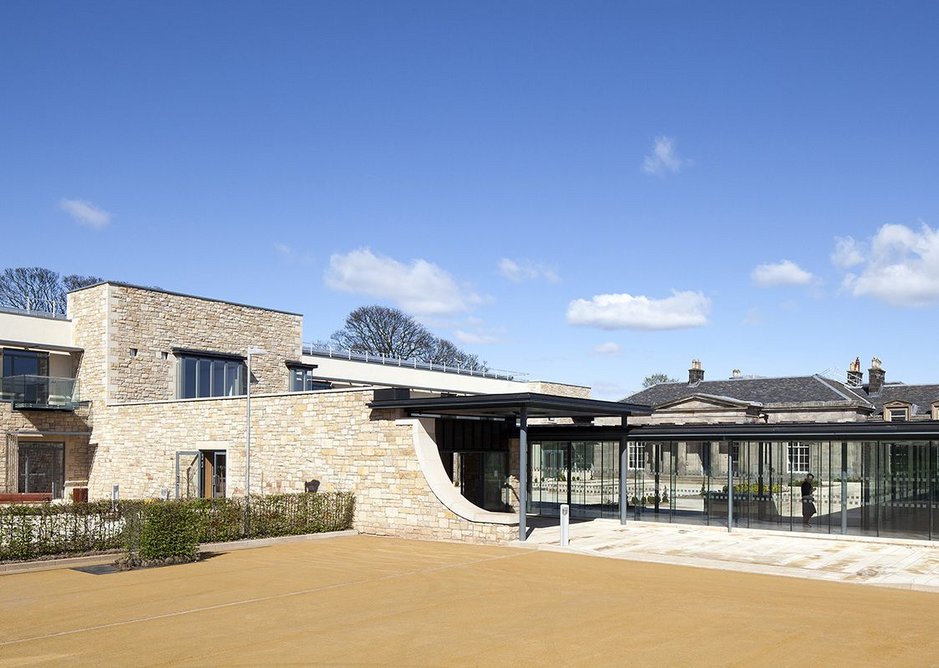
846,356,863,387
868,357,885,395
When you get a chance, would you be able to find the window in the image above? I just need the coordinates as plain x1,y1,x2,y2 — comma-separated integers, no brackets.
787,442,810,474
178,355,244,399
289,366,331,392
627,443,645,470
886,406,909,422
2,349,49,377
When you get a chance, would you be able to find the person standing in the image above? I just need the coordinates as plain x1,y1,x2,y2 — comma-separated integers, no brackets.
801,473,816,527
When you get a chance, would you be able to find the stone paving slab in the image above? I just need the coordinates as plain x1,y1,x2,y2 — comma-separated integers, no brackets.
524,519,939,592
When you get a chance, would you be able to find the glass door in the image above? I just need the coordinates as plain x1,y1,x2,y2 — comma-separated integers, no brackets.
212,451,227,498
175,451,203,498
17,442,64,498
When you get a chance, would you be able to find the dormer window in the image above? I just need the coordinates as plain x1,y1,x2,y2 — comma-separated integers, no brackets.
884,402,910,422
888,408,908,421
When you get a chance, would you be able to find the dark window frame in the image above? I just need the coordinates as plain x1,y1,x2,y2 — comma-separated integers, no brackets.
177,354,245,399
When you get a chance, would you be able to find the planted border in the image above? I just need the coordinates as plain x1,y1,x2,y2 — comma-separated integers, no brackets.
0,492,355,563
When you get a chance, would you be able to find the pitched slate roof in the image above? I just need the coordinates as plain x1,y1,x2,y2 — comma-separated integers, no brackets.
624,375,873,409
873,383,939,416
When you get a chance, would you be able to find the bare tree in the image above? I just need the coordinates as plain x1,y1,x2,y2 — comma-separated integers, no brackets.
0,267,103,316
0,267,65,315
429,338,487,371
331,305,488,371
62,274,103,292
642,372,678,388
331,305,436,360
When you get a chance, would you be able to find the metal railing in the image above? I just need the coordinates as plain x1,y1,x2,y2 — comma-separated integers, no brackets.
301,342,527,381
0,304,69,320
0,375,80,409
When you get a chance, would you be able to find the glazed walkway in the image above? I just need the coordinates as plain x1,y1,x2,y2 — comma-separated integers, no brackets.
525,518,939,592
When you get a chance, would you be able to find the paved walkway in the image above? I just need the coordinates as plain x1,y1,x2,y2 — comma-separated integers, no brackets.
525,518,939,592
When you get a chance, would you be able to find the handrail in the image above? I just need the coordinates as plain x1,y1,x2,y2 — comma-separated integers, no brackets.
302,342,528,381
0,374,80,408
0,305,69,320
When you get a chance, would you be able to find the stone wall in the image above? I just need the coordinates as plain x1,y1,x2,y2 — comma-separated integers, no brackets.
68,284,109,407
88,389,516,542
528,381,591,398
0,402,93,495
69,284,303,404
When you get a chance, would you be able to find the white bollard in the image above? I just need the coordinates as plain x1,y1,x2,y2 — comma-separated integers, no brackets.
560,504,570,547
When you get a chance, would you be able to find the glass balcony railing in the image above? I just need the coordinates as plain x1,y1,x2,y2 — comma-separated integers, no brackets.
0,375,80,410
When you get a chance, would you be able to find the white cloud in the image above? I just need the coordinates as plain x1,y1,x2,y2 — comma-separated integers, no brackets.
592,342,621,356
839,222,939,307
274,242,313,265
498,258,559,283
641,136,691,176
325,248,479,316
751,260,813,287
454,330,499,345
59,198,110,229
566,290,710,330
742,307,762,326
831,236,864,269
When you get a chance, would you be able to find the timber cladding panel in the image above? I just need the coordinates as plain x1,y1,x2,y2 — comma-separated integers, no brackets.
88,389,515,543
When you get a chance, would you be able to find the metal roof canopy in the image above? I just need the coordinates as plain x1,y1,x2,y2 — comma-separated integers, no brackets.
628,420,939,441
368,391,652,420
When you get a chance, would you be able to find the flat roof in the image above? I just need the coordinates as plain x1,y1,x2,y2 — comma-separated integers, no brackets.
369,392,652,419
68,281,303,317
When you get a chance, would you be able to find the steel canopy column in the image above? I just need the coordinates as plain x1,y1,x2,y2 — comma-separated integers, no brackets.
518,406,528,542
619,418,628,525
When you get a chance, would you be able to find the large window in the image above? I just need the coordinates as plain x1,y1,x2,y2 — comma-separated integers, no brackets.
787,442,810,474
289,366,331,392
2,349,49,377
179,355,244,399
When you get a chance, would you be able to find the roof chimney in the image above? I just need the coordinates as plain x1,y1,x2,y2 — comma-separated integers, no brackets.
846,357,862,387
731,369,741,379
868,356,885,395
688,359,704,385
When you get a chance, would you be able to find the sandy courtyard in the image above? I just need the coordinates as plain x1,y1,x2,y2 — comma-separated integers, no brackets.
1,535,938,667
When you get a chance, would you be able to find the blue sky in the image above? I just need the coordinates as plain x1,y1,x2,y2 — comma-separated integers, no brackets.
3,2,939,398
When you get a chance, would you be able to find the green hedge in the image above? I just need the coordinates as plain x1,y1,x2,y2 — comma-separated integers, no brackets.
0,492,355,563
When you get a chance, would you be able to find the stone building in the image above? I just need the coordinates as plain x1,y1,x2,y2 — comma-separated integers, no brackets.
610,359,939,541
2,282,629,543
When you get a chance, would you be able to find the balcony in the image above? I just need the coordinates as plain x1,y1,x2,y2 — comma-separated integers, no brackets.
0,375,80,410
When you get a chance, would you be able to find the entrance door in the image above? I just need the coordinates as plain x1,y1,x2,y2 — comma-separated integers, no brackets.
457,451,507,511
18,442,64,498
176,451,203,498
211,451,227,498
176,450,227,499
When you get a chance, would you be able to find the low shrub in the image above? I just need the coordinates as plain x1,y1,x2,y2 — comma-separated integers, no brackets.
130,501,201,565
0,491,355,564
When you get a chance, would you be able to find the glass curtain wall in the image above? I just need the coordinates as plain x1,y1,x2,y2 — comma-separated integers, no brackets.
530,441,619,519
624,439,939,540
